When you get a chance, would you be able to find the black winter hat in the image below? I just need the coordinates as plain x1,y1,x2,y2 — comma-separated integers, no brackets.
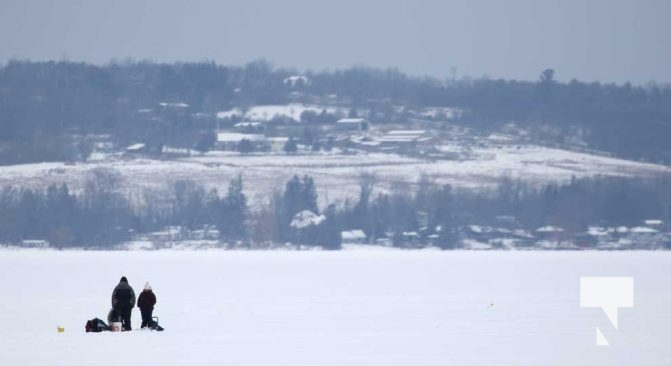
120,276,128,283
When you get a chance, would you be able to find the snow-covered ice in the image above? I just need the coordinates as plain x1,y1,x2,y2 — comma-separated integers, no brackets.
1,250,670,365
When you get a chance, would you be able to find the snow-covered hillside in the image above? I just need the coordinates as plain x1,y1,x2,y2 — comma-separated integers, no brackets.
0,144,668,207
0,250,669,365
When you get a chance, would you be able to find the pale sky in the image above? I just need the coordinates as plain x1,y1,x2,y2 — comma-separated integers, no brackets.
0,0,669,84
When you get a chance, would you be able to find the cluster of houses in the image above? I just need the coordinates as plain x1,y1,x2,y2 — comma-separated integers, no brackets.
340,220,671,250
114,99,468,158
214,117,372,153
118,225,221,250
215,131,290,152
7,219,669,250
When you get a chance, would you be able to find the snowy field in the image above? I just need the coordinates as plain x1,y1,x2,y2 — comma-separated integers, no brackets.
0,145,668,207
1,249,671,365
216,103,348,121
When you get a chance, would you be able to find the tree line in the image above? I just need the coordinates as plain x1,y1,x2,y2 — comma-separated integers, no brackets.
1,60,670,164
340,174,671,247
1,170,669,249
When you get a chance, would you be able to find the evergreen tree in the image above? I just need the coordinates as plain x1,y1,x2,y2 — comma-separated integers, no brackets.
320,204,342,250
195,130,216,154
237,138,254,154
300,175,319,214
279,175,319,243
223,174,247,241
283,175,303,222
283,137,298,154
433,185,457,249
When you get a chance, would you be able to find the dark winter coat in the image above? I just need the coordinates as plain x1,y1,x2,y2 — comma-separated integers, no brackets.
112,280,136,310
138,290,156,311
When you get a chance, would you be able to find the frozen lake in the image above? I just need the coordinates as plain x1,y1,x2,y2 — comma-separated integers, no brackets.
1,249,670,365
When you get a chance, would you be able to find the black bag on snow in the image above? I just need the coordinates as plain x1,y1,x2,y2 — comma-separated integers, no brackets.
85,318,111,333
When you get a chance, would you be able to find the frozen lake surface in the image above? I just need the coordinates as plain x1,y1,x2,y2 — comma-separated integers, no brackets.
1,249,670,365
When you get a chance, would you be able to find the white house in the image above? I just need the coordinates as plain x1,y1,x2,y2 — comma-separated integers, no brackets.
158,102,190,119
283,75,312,87
124,143,147,157
378,130,433,146
21,240,49,248
341,230,367,244
644,219,664,228
216,132,266,151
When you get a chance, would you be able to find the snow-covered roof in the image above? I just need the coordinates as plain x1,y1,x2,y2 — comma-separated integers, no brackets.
337,118,367,124
290,210,326,229
420,107,463,119
267,137,289,143
536,240,560,249
378,130,431,143
587,226,611,236
536,226,564,232
357,140,382,147
120,241,154,251
234,122,264,128
462,239,492,250
126,143,146,151
341,230,366,240
513,229,534,239
378,136,432,143
386,130,427,136
216,109,241,120
468,225,482,233
21,239,49,245
629,226,659,234
158,102,189,108
283,75,312,86
216,133,266,143
467,225,494,234
488,134,514,142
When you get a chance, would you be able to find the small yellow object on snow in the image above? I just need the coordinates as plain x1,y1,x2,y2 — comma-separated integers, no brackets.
57,326,65,333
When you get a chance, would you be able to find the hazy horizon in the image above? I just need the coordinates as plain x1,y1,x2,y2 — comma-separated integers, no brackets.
1,0,670,84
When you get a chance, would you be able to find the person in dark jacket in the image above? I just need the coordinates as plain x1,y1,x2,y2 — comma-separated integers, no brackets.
138,281,157,329
111,276,136,331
